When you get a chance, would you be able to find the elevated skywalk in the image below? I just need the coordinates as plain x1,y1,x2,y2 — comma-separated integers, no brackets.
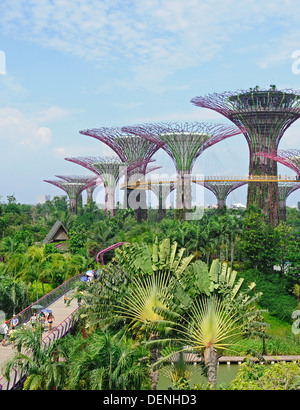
0,275,81,390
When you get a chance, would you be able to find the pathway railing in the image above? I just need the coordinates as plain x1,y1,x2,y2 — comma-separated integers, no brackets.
6,273,83,328
0,274,83,390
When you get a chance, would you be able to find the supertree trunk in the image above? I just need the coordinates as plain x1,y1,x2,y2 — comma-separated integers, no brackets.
86,185,96,206
175,171,192,220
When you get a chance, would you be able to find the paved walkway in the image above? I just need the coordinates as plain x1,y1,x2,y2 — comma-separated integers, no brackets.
0,290,77,388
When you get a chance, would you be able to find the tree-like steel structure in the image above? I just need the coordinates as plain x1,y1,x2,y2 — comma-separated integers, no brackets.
150,182,176,219
256,149,300,177
64,156,151,217
79,126,163,221
44,175,96,214
191,86,300,224
123,121,245,219
278,182,300,220
195,181,248,211
56,175,97,205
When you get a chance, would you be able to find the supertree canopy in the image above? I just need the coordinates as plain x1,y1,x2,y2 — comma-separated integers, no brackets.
195,181,247,211
256,149,300,177
79,126,163,166
44,176,95,214
64,156,151,217
56,175,97,205
123,121,244,219
79,126,163,221
191,86,300,224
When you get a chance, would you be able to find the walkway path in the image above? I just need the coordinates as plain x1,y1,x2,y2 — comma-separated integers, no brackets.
0,289,78,389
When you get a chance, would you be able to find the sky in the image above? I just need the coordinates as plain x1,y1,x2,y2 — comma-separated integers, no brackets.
1,0,300,207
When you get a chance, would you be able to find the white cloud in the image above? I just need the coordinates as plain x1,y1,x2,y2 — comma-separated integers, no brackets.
0,105,71,149
0,107,51,147
1,0,299,85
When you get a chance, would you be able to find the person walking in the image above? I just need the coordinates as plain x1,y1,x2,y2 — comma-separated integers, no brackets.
1,321,9,346
10,315,19,330
30,312,38,330
39,312,46,330
47,313,55,332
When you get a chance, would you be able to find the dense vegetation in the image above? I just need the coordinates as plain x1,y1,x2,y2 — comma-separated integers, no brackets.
1,193,300,390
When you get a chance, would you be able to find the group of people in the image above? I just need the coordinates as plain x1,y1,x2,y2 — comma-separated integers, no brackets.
0,315,20,347
0,310,55,347
29,311,55,331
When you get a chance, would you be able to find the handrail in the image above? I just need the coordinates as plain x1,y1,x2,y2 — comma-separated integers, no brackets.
4,273,83,329
120,175,300,189
0,274,84,390
96,242,129,265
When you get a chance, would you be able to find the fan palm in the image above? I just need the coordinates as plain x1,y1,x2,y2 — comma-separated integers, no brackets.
177,296,244,387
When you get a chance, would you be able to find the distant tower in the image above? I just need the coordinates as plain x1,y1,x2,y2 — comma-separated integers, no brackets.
44,176,96,214
123,122,244,219
196,181,247,211
79,126,163,221
191,86,300,224
64,156,150,217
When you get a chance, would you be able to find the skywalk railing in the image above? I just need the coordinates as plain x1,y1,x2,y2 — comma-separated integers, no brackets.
120,174,300,189
4,273,83,328
0,273,83,390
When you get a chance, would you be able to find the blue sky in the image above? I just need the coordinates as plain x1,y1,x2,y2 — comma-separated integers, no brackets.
1,0,300,207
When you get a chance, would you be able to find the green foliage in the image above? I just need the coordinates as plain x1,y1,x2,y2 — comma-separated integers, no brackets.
230,361,300,390
238,269,297,323
0,275,28,318
68,223,87,255
62,329,151,390
241,207,280,272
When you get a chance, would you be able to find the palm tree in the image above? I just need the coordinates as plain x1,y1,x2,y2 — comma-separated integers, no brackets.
152,259,263,387
79,238,195,389
19,245,48,301
3,326,66,390
175,296,243,387
63,329,150,390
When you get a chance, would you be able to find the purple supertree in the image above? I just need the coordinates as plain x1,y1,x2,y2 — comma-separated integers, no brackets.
255,149,300,177
79,126,163,220
278,182,300,220
195,181,247,211
191,86,300,224
44,176,96,214
56,175,97,205
150,181,176,219
64,156,151,217
123,121,244,219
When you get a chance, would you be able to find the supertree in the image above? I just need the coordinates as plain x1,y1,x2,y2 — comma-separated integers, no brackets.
191,86,300,225
79,126,163,221
56,175,97,205
149,181,176,219
123,121,245,219
64,156,151,217
255,149,300,177
195,181,247,211
278,182,300,220
44,176,96,214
